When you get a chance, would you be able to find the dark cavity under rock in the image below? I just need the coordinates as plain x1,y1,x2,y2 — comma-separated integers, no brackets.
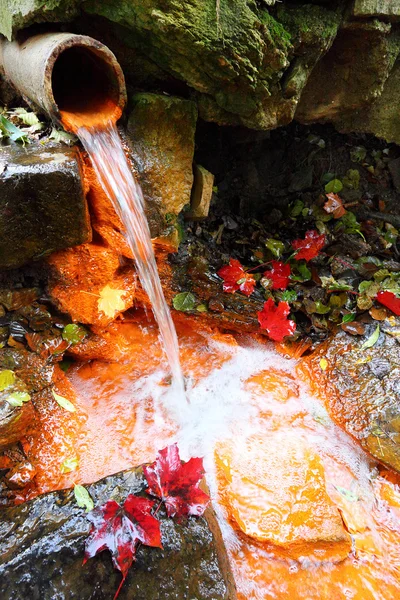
0,466,236,600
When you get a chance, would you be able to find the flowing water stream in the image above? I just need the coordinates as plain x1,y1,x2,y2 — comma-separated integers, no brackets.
77,122,186,400
42,118,400,599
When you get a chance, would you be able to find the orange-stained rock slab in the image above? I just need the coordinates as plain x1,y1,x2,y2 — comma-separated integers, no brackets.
47,243,138,330
216,431,351,562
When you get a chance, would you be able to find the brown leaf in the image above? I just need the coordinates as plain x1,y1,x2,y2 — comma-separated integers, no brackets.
369,306,388,321
324,193,346,219
341,322,366,336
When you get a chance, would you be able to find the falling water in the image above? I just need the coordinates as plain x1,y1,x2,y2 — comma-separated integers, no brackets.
78,122,186,400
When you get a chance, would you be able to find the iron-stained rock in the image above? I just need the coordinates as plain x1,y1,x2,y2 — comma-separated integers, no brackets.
300,318,400,472
0,466,236,600
0,142,91,269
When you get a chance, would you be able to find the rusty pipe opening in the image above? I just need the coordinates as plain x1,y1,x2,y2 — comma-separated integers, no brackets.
0,33,126,132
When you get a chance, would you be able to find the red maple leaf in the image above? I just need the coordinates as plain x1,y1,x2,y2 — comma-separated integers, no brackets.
376,291,400,315
324,193,346,219
257,298,296,342
84,494,162,599
292,230,326,261
217,258,256,296
264,260,291,290
143,443,210,519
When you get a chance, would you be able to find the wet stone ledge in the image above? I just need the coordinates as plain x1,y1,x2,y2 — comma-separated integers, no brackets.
0,142,92,269
0,466,236,600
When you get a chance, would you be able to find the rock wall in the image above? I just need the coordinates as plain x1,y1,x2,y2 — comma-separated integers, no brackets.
1,1,400,141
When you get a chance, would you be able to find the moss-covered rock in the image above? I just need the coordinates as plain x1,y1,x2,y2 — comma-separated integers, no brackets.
126,93,197,238
83,0,292,130
0,0,79,40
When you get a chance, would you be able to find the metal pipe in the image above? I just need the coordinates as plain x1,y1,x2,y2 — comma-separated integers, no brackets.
0,32,126,132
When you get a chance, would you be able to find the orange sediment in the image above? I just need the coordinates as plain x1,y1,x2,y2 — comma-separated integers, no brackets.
16,316,400,599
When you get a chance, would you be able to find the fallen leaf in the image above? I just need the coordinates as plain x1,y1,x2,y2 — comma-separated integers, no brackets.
376,291,400,316
74,484,94,513
324,178,343,193
172,292,196,312
360,325,380,351
61,456,79,473
52,390,76,413
143,443,210,519
98,285,126,319
369,306,388,321
217,258,256,296
320,358,328,371
341,322,366,336
5,392,31,407
62,324,87,345
292,230,325,261
0,370,15,392
264,261,290,290
84,495,162,599
324,193,346,219
257,299,296,342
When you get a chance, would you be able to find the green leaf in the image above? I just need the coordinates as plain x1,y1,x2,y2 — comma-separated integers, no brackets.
62,324,87,345
61,456,79,474
196,304,208,313
335,486,359,502
0,370,15,392
265,238,286,258
289,200,304,218
5,391,31,407
49,128,77,145
52,390,76,412
321,172,335,185
74,484,94,512
342,313,356,324
11,108,41,127
314,301,330,315
350,146,367,163
0,115,29,143
279,289,297,303
342,169,360,190
172,292,196,312
324,179,343,193
360,325,380,351
291,262,311,282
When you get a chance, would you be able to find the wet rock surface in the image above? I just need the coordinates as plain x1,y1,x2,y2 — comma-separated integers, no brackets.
0,142,91,269
300,317,400,472
127,93,197,237
0,466,236,600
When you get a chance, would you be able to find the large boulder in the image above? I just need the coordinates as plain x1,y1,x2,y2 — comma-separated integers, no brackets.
0,142,92,269
336,59,400,144
299,317,400,472
126,93,197,237
352,0,400,21
0,1,342,130
0,465,236,600
296,19,400,124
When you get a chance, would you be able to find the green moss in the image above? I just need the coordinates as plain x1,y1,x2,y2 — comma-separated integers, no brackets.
260,10,291,48
277,4,341,49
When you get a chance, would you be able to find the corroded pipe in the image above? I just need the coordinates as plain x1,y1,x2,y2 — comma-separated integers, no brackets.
0,32,126,131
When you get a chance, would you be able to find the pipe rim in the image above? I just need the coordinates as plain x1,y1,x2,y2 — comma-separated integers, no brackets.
43,34,127,127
